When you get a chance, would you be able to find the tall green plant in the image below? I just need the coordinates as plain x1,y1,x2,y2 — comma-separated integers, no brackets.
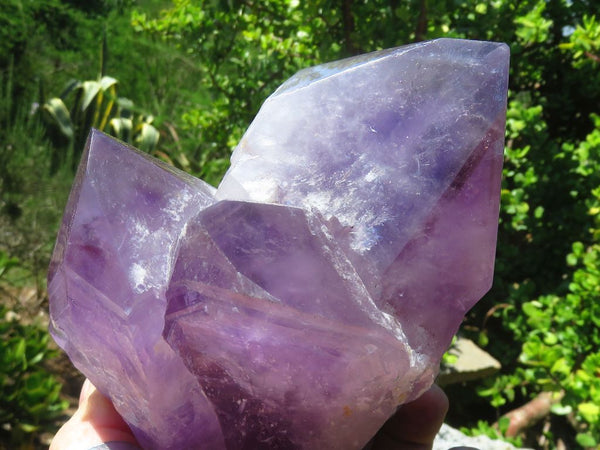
41,36,159,172
42,75,159,172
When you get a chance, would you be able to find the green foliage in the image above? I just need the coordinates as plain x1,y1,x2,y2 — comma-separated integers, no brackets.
482,234,600,445
41,55,159,172
0,64,71,446
514,1,553,45
476,106,600,446
441,336,459,367
0,304,68,444
0,0,81,68
461,418,523,447
3,0,600,447
561,15,600,68
0,0,104,105
131,0,333,181
1,61,71,288
0,252,19,279
0,254,68,445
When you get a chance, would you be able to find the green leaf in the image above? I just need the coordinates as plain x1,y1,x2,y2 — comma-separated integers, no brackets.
109,117,132,141
497,416,510,434
578,402,600,422
550,357,571,376
567,252,579,266
543,332,558,345
14,337,26,367
80,80,102,112
475,3,487,14
19,423,38,433
136,122,160,152
478,331,489,347
534,206,544,218
99,75,118,91
42,98,74,139
522,301,542,317
576,433,597,447
28,351,44,366
572,241,585,257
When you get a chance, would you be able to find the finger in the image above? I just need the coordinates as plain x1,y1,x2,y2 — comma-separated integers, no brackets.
378,384,449,448
50,379,139,450
78,379,136,435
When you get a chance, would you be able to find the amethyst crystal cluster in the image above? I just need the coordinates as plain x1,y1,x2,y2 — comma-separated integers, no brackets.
48,38,509,449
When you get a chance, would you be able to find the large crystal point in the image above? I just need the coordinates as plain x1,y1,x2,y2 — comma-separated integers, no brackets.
49,38,509,449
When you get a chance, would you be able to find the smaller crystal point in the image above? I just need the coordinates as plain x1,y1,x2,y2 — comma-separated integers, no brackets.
49,38,509,449
48,130,225,449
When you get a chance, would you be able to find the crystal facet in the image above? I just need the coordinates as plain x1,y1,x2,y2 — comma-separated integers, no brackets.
48,38,509,449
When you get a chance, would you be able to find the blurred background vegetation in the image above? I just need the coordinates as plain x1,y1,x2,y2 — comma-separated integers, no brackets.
0,0,599,448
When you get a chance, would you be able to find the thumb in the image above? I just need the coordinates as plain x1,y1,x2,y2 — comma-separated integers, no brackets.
50,379,139,450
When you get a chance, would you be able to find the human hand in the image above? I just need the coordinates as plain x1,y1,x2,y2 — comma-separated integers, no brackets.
50,380,447,450
366,384,449,449
49,379,140,450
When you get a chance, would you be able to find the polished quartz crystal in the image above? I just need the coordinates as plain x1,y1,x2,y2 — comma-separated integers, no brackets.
48,38,509,449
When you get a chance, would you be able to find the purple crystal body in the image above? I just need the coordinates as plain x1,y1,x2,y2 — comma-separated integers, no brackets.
48,38,509,449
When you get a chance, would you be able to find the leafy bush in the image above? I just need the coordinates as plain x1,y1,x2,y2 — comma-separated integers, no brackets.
473,14,600,446
0,305,68,445
478,115,600,446
461,418,523,447
0,253,68,447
